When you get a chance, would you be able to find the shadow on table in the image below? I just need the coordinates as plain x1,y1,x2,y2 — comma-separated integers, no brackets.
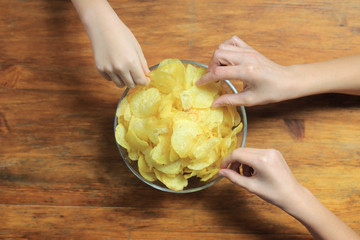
245,93,360,121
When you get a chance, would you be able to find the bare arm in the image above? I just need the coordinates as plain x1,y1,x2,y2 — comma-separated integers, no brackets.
197,36,360,107
220,148,360,240
289,55,360,97
72,0,149,88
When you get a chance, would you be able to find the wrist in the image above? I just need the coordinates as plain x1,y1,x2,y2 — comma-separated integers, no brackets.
285,64,326,100
281,185,315,218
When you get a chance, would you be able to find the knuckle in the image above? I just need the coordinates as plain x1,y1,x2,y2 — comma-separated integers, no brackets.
245,64,256,74
212,66,222,76
260,149,280,164
241,94,255,107
222,95,235,106
213,49,222,58
95,63,105,72
218,43,226,49
127,57,137,66
231,35,238,44
136,78,147,86
98,64,113,73
113,63,125,73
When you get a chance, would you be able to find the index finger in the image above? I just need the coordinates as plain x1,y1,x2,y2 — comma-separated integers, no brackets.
221,148,260,169
222,36,250,48
196,65,249,86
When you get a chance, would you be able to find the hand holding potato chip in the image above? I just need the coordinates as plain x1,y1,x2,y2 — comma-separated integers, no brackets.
72,0,150,88
196,36,360,107
219,147,360,240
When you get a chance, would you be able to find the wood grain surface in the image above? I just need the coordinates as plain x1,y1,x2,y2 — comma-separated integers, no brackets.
1,0,360,239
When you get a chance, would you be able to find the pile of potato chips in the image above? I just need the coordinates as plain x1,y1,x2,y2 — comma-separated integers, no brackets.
115,59,243,191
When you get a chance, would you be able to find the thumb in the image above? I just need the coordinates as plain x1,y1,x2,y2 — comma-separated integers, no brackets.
212,91,253,107
219,169,251,189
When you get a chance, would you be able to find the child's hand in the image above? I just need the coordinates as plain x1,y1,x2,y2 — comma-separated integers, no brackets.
219,148,304,211
196,36,296,106
90,18,150,88
73,0,150,88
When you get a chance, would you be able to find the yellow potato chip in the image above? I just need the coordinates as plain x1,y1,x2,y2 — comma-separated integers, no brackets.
115,58,243,191
116,97,129,118
157,59,185,87
153,159,183,175
149,70,176,94
130,88,161,117
170,147,180,162
179,86,215,110
125,128,149,151
138,155,156,182
187,150,218,170
129,116,148,141
115,122,130,150
196,108,224,130
150,135,171,165
158,93,177,119
227,105,241,126
192,86,216,109
128,150,140,161
146,117,170,145
171,119,202,158
193,137,221,160
184,63,207,88
123,103,132,123
154,169,188,191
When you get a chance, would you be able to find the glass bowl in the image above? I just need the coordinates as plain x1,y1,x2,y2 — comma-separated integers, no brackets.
114,60,247,193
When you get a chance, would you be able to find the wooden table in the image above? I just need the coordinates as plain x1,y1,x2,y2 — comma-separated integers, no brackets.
1,0,359,239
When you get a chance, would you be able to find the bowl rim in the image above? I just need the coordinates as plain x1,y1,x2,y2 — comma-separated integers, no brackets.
114,60,247,193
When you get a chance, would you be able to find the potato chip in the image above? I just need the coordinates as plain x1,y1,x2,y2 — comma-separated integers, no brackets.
171,119,202,158
115,122,130,150
149,70,176,94
138,155,157,182
130,88,161,117
157,59,185,86
184,63,207,88
188,150,218,170
193,137,221,160
115,58,243,191
150,135,171,165
125,128,148,151
153,159,183,175
129,116,148,141
180,86,215,110
154,169,188,191
116,97,129,118
146,117,170,145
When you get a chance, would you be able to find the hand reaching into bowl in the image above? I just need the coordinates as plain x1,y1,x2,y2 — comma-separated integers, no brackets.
196,36,360,107
72,0,150,88
220,148,360,240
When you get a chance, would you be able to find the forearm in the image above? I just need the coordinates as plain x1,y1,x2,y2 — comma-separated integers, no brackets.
283,186,359,240
71,0,121,38
288,55,360,98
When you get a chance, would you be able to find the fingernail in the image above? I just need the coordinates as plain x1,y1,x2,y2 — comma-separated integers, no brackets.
218,170,225,176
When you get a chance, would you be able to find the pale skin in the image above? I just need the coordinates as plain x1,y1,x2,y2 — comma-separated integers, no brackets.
199,36,360,239
220,148,360,240
72,0,149,88
197,36,360,107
